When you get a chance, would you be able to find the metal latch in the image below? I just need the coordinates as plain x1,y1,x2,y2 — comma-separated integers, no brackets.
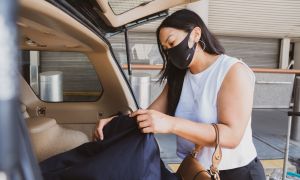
36,106,46,116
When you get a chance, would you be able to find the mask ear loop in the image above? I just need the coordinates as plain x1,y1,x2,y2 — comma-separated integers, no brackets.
199,39,206,51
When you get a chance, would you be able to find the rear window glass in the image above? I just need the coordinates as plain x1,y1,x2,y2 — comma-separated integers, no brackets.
108,0,154,15
21,51,103,102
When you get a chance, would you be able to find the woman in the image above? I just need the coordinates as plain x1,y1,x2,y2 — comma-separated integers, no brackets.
94,9,265,180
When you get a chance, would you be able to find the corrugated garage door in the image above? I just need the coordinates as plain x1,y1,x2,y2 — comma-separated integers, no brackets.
218,36,280,68
39,51,102,101
108,32,280,68
208,0,300,38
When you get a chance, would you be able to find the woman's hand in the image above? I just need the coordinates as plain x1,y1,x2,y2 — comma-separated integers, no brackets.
130,109,175,134
93,116,116,141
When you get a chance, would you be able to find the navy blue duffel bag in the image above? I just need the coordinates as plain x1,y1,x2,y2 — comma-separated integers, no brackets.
40,114,178,180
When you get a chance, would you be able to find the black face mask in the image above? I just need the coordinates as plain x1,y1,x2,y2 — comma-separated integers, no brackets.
165,31,197,70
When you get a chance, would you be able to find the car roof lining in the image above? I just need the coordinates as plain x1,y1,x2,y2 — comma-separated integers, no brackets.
19,0,108,52
19,17,92,52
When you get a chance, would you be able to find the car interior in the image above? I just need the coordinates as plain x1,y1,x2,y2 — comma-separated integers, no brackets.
18,0,142,161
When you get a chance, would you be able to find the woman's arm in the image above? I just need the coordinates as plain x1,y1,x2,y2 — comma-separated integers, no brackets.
132,63,255,149
93,83,169,141
147,84,168,113
170,63,254,148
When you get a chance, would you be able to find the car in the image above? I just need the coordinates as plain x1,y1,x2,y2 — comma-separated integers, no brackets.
0,0,193,179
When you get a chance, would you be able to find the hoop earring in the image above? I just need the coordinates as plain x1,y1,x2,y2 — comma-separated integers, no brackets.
199,39,206,51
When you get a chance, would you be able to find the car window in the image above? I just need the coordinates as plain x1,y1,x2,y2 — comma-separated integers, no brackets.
107,25,166,107
21,51,102,102
108,31,163,74
108,0,154,15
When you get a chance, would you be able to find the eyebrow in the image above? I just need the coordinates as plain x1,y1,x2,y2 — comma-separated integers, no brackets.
161,34,174,49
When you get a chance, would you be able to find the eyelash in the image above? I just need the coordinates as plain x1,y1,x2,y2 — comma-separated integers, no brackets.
162,41,175,50
169,41,174,47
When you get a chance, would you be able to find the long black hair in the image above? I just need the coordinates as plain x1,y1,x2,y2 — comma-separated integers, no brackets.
156,9,225,116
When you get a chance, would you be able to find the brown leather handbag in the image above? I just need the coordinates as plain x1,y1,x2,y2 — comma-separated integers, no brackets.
176,124,222,180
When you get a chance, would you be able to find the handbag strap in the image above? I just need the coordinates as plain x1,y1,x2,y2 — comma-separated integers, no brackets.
192,123,222,175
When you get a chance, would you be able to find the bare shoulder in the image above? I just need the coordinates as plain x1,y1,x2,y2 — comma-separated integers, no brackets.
223,62,254,88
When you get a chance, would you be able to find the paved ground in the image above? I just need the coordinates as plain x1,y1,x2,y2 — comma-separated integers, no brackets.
252,109,300,160
155,108,300,174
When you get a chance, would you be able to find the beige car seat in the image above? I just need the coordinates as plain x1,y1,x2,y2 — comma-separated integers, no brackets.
21,104,89,161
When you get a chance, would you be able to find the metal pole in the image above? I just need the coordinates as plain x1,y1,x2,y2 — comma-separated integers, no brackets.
283,115,293,180
40,71,63,102
124,27,132,76
0,0,19,177
291,49,300,142
130,73,151,109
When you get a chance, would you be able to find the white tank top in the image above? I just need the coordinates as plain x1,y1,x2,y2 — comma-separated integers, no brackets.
174,54,257,170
